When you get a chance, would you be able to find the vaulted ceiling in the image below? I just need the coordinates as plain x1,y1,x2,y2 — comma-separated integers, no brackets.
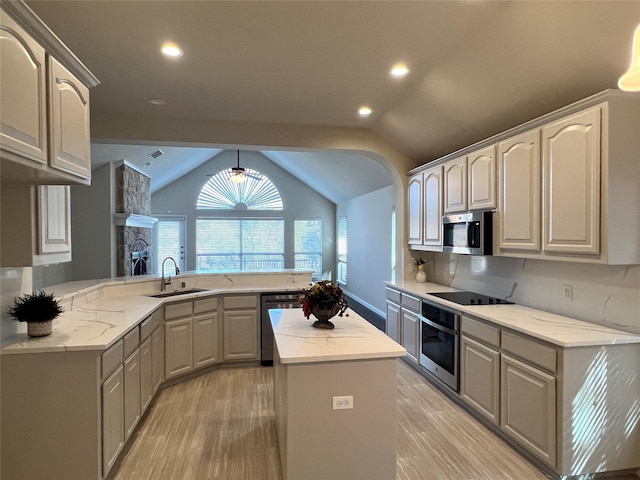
26,1,640,202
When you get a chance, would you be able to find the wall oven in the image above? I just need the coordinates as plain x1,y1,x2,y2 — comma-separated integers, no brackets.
442,210,493,255
419,299,460,392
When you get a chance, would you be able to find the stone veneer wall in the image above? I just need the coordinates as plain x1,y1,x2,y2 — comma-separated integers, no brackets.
115,164,152,276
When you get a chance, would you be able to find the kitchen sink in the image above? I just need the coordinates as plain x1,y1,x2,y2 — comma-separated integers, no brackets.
148,288,208,298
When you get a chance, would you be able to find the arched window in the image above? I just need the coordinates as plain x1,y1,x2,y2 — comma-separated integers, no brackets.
196,168,283,210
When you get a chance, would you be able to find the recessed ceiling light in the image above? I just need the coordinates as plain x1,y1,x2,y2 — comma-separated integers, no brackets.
161,42,183,58
358,106,372,117
148,98,166,106
390,64,409,78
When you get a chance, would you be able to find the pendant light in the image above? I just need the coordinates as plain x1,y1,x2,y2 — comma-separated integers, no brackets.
618,24,640,92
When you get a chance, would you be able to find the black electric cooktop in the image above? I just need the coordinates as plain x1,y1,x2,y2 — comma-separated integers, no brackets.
427,291,514,306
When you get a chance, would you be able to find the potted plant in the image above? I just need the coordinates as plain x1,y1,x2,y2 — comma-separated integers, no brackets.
8,290,64,337
414,257,427,283
299,280,348,329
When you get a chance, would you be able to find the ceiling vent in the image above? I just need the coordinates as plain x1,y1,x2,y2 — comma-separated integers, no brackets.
148,148,164,159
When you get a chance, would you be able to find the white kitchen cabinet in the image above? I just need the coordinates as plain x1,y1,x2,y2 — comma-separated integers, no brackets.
194,297,219,367
48,57,91,179
407,173,423,245
0,185,71,267
468,145,496,210
423,164,443,246
102,365,125,477
0,2,98,186
123,350,141,440
444,156,467,213
460,335,500,425
385,287,401,343
139,336,153,413
542,107,600,256
501,354,556,467
223,295,259,361
400,293,420,364
498,130,541,252
0,10,47,165
165,318,194,379
152,325,164,393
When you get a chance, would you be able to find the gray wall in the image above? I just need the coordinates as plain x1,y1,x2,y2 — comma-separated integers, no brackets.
336,185,395,315
152,150,336,276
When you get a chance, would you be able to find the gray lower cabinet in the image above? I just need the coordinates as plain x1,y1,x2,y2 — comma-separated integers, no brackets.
165,318,194,378
400,308,419,362
460,335,500,425
385,300,400,343
123,350,141,440
140,336,153,412
152,326,164,393
222,295,259,361
102,365,125,476
501,353,556,467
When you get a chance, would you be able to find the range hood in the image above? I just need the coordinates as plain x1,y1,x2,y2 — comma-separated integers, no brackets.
113,213,157,228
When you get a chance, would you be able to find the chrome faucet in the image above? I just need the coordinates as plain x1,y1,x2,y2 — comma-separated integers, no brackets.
160,256,180,291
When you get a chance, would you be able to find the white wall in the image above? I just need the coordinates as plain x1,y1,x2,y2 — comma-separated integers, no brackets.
337,185,395,315
152,151,336,275
423,253,640,335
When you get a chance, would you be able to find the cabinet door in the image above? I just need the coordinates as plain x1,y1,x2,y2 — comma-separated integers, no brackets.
194,312,218,368
444,156,467,213
386,301,400,343
542,107,600,255
123,350,141,441
102,366,124,476
500,354,556,467
48,57,91,179
165,319,193,379
468,145,496,210
407,173,423,244
152,326,164,393
0,13,47,164
401,308,419,363
460,336,500,425
223,309,258,361
423,165,443,246
37,185,71,255
140,336,153,413
498,130,541,252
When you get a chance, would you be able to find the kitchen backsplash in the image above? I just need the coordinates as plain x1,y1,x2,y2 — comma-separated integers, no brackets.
427,253,640,335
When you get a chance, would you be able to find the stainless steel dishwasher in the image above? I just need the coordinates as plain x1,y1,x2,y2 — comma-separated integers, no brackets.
260,292,301,365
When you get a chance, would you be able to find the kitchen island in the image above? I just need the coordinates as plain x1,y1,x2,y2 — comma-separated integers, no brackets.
270,308,406,480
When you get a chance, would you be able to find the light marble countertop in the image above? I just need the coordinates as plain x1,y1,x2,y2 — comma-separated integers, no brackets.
270,308,406,364
387,280,640,347
1,278,307,355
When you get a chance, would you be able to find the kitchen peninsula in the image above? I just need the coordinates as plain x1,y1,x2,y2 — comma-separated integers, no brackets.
270,308,406,480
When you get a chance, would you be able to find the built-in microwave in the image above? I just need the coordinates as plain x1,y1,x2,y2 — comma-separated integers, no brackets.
442,211,493,255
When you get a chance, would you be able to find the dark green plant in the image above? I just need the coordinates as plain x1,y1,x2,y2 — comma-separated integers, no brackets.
8,290,64,323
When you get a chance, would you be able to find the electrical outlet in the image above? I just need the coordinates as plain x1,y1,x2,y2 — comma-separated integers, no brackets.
332,395,353,410
287,275,296,283
563,285,573,301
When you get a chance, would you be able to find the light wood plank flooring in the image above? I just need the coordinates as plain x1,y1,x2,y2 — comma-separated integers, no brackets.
111,361,631,480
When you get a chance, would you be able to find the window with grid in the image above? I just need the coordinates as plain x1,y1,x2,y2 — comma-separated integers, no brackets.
294,219,322,274
196,219,284,272
337,216,347,284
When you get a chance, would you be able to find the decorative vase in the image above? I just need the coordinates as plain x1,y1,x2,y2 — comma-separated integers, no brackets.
311,304,340,329
27,320,52,337
416,264,427,283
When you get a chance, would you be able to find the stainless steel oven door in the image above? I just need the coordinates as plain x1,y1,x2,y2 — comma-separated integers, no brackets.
419,315,459,392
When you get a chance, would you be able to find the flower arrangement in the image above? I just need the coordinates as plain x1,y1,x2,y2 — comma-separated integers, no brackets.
413,257,426,266
299,280,348,320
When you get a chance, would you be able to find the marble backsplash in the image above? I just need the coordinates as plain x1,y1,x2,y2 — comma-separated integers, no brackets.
421,253,640,335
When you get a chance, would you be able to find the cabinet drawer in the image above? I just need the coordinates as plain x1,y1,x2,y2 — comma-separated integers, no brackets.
223,295,258,309
123,327,139,358
401,293,421,313
462,316,500,348
164,301,193,320
102,339,124,380
502,331,556,373
140,316,154,341
194,296,218,315
386,288,401,304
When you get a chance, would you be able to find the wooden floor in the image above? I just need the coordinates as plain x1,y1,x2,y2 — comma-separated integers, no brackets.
111,361,631,480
